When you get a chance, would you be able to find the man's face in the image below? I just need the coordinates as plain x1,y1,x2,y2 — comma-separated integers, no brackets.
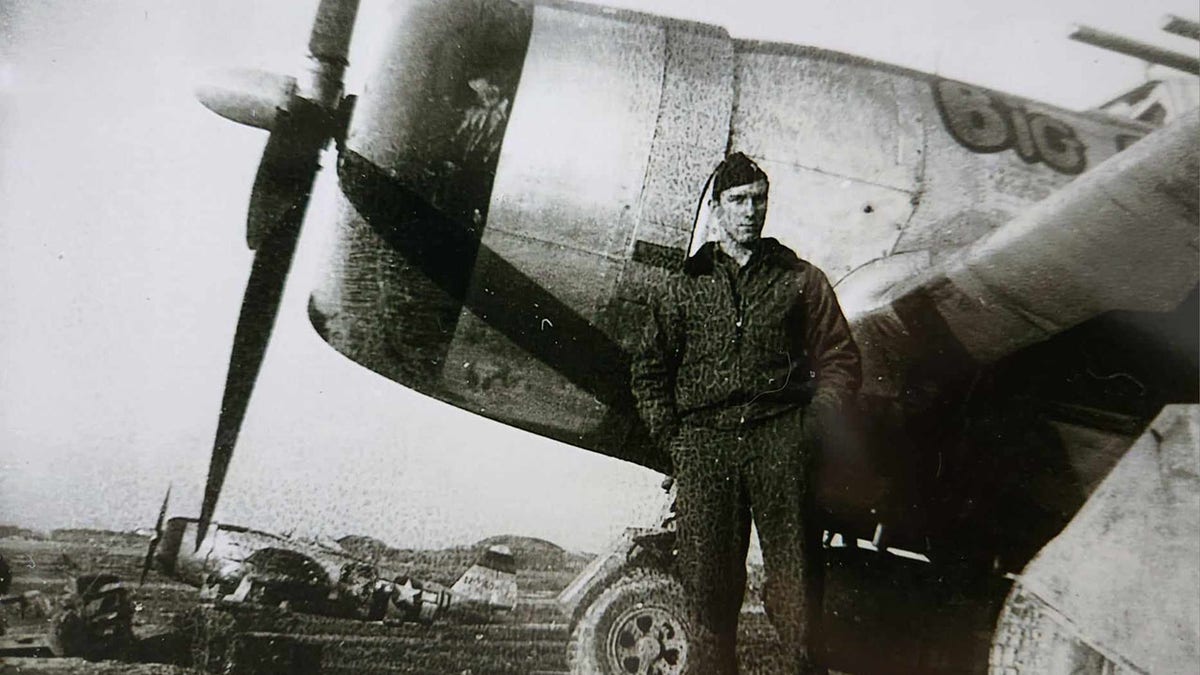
712,179,768,247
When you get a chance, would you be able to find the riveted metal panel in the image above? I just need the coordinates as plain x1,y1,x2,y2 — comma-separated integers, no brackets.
732,48,924,192
756,160,917,284
440,242,624,433
632,25,735,245
717,49,924,284
311,0,533,393
482,5,667,260
440,5,670,441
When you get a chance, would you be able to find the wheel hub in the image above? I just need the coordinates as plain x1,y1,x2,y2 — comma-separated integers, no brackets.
606,604,688,675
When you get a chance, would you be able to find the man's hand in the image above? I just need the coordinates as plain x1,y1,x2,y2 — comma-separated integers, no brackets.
802,396,841,451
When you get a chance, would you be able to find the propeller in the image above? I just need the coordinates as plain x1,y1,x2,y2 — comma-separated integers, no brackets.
197,0,361,549
140,486,171,586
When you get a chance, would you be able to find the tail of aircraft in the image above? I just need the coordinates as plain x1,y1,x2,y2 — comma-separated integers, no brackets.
385,544,518,623
449,545,519,611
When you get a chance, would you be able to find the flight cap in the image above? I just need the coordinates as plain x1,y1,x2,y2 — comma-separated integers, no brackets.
711,152,768,199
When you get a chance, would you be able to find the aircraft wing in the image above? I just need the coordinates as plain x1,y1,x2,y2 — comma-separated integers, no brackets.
826,108,1198,562
852,107,1198,401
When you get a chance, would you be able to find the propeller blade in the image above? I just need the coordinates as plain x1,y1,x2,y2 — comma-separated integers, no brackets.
196,0,361,548
308,0,360,79
246,0,359,250
140,486,171,586
245,100,329,250
197,208,305,549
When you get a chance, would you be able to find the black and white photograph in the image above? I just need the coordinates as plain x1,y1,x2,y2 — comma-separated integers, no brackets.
1,1,1197,673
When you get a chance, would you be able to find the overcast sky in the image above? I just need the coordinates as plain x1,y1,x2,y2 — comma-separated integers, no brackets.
1,0,1196,552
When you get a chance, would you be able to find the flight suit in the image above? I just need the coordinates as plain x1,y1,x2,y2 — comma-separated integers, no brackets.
631,238,861,674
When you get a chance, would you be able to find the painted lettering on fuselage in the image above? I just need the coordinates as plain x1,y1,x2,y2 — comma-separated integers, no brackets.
934,80,1087,175
458,575,503,592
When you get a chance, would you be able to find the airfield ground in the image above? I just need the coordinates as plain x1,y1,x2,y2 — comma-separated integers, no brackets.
1,531,1002,673
0,532,798,674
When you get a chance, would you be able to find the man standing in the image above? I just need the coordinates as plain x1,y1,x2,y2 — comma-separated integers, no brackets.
631,152,861,674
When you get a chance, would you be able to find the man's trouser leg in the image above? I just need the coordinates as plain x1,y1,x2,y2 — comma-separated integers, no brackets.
671,425,751,675
744,410,825,674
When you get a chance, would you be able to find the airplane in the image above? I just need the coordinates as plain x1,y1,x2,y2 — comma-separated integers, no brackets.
139,488,519,624
0,512,520,665
189,0,1199,672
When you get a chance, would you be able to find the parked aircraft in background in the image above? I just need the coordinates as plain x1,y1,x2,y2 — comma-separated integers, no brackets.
190,0,1198,672
141,507,519,624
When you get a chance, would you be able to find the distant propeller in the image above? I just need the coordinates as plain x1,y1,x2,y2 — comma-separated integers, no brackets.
197,0,361,549
140,486,171,586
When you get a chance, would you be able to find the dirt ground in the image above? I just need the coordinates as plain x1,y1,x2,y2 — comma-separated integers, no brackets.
1,534,1001,673
0,658,199,674
0,535,797,674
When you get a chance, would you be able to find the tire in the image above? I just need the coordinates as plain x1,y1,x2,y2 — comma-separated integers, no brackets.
567,568,711,675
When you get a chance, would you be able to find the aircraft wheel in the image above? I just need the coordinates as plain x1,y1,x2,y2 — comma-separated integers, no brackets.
567,568,709,675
